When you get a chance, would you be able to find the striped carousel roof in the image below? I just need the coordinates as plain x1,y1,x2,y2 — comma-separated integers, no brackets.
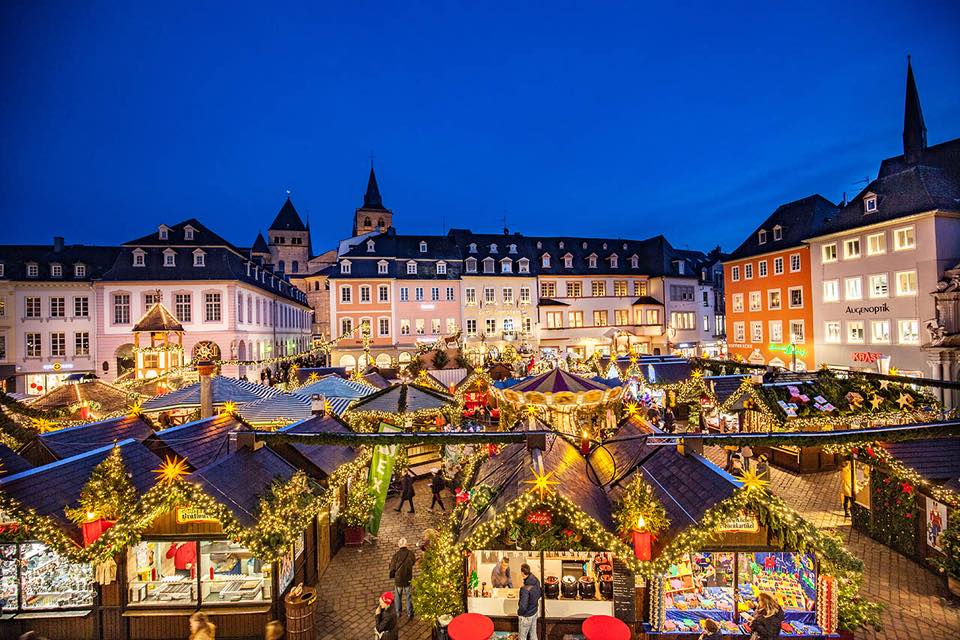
496,368,622,407
142,376,279,411
292,375,376,400
508,369,609,394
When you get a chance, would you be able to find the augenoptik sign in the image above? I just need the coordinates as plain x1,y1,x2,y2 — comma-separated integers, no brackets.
845,303,889,315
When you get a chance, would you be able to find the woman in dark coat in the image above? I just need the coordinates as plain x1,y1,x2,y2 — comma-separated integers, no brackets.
747,592,785,640
394,469,416,513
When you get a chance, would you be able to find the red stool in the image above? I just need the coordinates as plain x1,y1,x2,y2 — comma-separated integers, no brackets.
582,614,631,640
448,612,495,640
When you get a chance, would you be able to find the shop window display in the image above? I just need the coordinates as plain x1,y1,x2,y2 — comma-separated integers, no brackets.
200,540,271,603
662,552,736,633
20,542,95,609
467,550,541,617
738,552,819,634
542,551,615,618
1,544,17,611
126,541,198,604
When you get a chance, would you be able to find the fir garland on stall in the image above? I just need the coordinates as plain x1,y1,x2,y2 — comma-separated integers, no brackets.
612,474,669,537
65,444,137,524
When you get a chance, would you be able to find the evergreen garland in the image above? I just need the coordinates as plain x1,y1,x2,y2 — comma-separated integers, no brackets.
612,474,669,536
65,445,137,524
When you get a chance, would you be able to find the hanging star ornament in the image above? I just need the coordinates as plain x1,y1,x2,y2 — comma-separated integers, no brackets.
625,402,640,416
879,379,890,390
524,466,560,500
869,395,884,411
736,468,770,492
153,455,189,484
895,393,914,410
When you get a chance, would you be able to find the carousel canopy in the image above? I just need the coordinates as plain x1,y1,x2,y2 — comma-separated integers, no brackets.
346,382,455,416
29,379,140,415
144,413,248,471
22,415,155,464
293,375,376,400
142,376,279,412
496,368,622,407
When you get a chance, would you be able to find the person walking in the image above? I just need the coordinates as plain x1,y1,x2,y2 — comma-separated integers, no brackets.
745,592,785,640
755,455,771,483
517,563,541,640
388,538,416,619
429,468,446,511
741,444,754,471
663,406,676,433
188,612,216,640
374,592,398,640
840,461,854,518
394,469,416,513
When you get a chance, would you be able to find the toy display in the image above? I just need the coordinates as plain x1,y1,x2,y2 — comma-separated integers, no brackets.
19,542,95,609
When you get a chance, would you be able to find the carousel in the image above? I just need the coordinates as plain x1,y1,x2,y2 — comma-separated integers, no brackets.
493,368,622,435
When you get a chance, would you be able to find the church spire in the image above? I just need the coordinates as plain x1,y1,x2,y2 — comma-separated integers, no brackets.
363,167,386,210
903,56,927,165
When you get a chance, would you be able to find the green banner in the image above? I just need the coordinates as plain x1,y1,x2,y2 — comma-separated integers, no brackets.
367,422,402,534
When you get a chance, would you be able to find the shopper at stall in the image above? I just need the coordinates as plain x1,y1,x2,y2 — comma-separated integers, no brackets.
840,461,854,518
755,454,771,483
188,612,216,640
429,468,446,511
664,406,676,433
741,444,754,471
745,592,785,640
388,538,416,619
517,563,541,640
394,468,416,513
491,557,513,588
375,592,399,640
166,541,197,577
698,619,722,640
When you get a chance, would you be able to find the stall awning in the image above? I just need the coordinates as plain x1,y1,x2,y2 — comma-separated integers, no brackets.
142,376,280,412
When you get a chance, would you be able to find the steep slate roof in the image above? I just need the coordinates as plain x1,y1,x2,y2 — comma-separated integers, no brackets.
30,415,155,461
727,195,837,261
882,438,960,493
346,382,455,415
361,167,388,210
0,244,119,281
29,379,139,415
276,415,360,477
251,232,270,254
0,443,33,476
189,446,300,527
0,440,161,543
142,376,280,411
133,302,184,332
269,197,307,232
145,414,249,470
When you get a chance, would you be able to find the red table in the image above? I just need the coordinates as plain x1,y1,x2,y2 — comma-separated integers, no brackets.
582,614,631,640
448,612,495,640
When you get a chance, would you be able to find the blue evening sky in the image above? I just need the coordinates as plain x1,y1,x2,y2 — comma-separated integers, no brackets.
1,1,958,255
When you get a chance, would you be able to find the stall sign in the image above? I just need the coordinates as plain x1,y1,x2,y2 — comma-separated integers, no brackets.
279,547,295,592
175,506,220,524
719,512,759,533
852,352,884,363
525,510,552,526
367,422,402,534
924,497,948,552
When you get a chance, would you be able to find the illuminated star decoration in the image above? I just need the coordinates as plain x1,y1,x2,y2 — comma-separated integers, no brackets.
307,372,320,383
523,466,560,501
625,402,640,417
736,468,770,493
895,393,914,410
129,401,144,416
869,395,884,411
221,401,237,416
525,404,538,416
153,455,189,484
879,380,890,390
692,369,704,379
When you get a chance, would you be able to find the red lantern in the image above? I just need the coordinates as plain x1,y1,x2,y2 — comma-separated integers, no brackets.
631,530,652,561
455,488,470,505
580,430,591,455
435,414,445,427
79,406,91,420
81,518,115,546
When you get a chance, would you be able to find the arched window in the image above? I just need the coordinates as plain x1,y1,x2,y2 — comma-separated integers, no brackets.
278,260,285,272
377,218,385,228
292,260,299,273
339,354,357,372
364,217,372,227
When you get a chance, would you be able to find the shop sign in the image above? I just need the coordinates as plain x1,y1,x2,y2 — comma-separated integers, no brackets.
525,510,552,526
845,303,889,315
768,343,806,357
42,362,74,371
719,512,759,533
852,352,884,363
175,506,220,524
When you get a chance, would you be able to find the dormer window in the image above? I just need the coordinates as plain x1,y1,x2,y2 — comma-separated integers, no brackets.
158,225,170,240
501,258,512,273
367,239,376,252
536,241,542,249
558,241,564,249
563,253,573,269
377,260,388,274
132,249,146,267
622,243,628,250
482,257,495,274
541,254,551,268
419,241,428,253
630,255,639,269
26,263,38,278
518,258,530,273
437,261,447,275
466,257,477,273
50,263,62,278
773,225,782,241
406,260,417,275
758,229,767,245
609,254,618,269
582,242,588,249
469,243,477,253
340,259,352,274
163,249,176,267
508,244,517,254
864,193,878,213
489,243,498,254
192,249,206,267
184,225,196,240
587,254,598,269
74,264,86,278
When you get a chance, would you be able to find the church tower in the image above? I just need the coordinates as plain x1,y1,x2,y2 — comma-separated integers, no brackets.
268,196,311,275
353,167,393,236
902,56,927,166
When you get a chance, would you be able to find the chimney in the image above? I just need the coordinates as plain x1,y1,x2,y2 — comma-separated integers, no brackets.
53,236,64,253
197,360,216,418
311,394,327,416
228,428,260,454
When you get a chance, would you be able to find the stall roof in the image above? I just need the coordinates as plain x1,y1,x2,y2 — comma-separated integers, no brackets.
362,371,392,389
28,379,140,415
509,369,609,394
293,367,349,384
0,443,33,476
238,393,313,425
293,375,377,400
882,438,960,493
142,376,280,411
346,382,455,415
189,445,300,527
144,414,248,470
426,368,469,389
22,414,155,464
707,375,750,405
276,415,360,477
0,439,161,543
638,356,692,385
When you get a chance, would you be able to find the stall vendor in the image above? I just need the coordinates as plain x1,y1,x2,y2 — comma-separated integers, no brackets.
166,542,197,576
491,557,513,588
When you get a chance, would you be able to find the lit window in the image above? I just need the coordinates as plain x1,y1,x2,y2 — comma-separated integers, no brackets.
733,322,745,343
867,233,886,256
465,288,476,305
843,238,861,260
821,244,837,263
844,277,862,300
789,320,804,344
871,320,890,344
732,293,744,313
868,274,888,298
898,319,919,344
769,320,783,343
825,321,841,343
895,270,917,296
767,289,781,310
893,227,915,251
749,291,761,312
847,321,865,344
750,321,763,343
788,287,803,308
822,280,839,302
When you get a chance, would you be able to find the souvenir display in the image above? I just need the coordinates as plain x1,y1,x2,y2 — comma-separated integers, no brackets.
1,544,18,611
662,552,735,628
737,552,816,623
20,543,95,609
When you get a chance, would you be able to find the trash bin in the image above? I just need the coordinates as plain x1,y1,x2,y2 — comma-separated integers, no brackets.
284,584,318,640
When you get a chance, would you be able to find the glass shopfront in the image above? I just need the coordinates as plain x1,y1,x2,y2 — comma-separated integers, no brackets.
0,542,95,611
467,550,541,617
126,540,272,607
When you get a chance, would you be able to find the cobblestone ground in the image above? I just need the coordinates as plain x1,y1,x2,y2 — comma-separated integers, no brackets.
316,479,445,640
701,446,960,639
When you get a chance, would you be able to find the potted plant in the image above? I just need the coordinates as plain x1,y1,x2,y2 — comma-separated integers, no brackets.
340,483,376,546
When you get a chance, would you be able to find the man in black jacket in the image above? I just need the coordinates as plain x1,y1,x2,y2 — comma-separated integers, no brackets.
429,468,446,511
388,537,416,619
517,563,541,640
374,591,398,640
394,469,416,513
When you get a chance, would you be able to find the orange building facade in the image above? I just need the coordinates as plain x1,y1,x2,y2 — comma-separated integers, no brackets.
723,246,815,371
